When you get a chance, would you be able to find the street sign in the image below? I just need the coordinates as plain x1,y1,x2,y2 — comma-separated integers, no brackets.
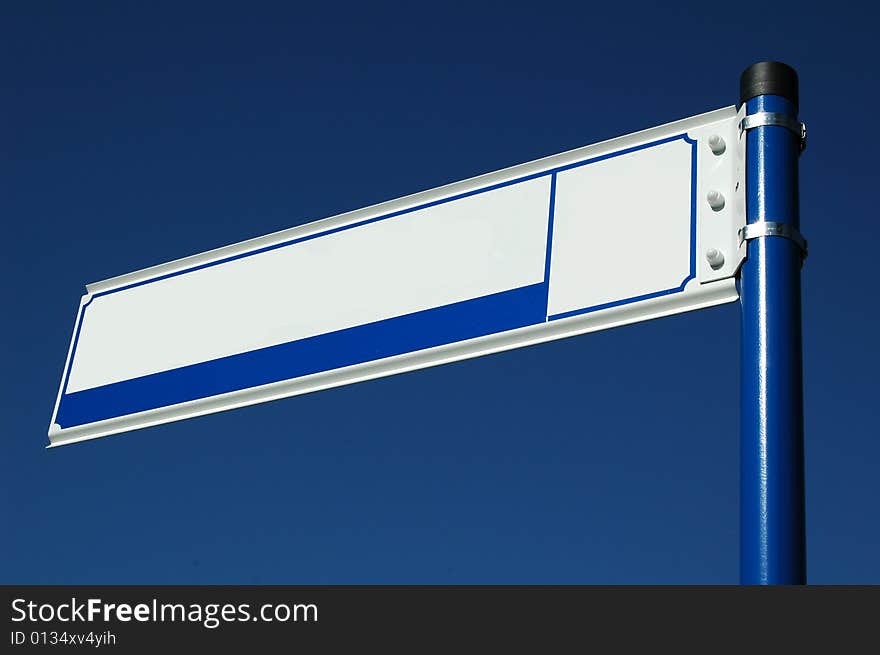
49,106,745,446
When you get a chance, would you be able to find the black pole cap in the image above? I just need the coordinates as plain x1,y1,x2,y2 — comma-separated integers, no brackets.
740,61,798,110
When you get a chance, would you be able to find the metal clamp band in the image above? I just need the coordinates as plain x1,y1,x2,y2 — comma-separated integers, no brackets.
739,112,806,152
739,221,808,258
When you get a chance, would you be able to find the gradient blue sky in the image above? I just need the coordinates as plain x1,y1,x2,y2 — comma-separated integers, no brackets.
3,2,877,583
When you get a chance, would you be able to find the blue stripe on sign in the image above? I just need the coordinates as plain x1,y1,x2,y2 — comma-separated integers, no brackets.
55,283,548,428
541,172,558,318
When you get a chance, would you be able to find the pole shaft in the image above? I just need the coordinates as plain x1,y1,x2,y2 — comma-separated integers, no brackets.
739,74,806,584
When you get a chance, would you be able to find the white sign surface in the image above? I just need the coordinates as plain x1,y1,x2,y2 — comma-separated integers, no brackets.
49,106,745,446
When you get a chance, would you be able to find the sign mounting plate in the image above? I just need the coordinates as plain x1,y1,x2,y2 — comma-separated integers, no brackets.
49,106,744,446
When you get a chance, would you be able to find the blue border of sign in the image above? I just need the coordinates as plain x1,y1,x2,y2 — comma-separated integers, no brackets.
55,134,697,429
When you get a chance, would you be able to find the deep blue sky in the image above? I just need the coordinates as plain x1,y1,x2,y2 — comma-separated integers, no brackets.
2,2,878,584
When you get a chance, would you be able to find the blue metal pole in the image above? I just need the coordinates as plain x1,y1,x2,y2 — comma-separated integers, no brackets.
739,62,806,584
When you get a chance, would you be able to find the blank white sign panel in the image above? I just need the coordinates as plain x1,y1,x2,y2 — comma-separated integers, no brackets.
67,178,551,393
49,107,743,446
548,139,693,316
